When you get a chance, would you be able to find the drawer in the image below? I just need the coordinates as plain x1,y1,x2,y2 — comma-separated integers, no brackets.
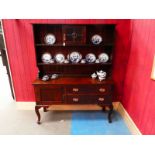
65,95,112,105
66,85,111,94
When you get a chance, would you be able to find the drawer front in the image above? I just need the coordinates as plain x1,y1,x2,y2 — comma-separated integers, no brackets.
66,85,111,94
65,95,112,105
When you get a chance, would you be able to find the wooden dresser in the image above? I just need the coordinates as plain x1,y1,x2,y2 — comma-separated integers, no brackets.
32,24,115,124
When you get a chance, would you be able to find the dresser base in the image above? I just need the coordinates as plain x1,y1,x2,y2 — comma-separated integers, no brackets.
33,78,114,124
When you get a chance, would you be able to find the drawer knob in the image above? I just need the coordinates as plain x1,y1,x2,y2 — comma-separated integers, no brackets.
99,88,106,92
98,97,104,101
73,88,79,92
73,98,79,102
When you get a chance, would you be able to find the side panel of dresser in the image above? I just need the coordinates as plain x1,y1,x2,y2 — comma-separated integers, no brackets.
33,85,64,105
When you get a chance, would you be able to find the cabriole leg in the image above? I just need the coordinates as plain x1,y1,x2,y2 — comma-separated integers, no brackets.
102,106,106,112
35,106,41,124
43,106,48,112
108,104,113,123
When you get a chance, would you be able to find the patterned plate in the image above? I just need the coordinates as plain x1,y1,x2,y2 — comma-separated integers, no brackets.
91,34,102,45
98,53,109,63
54,53,65,63
68,51,82,63
44,33,56,45
41,52,52,63
85,53,96,63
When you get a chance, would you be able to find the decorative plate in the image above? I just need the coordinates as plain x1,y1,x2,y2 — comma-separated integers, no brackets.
85,53,96,63
54,53,65,63
91,34,102,45
44,33,56,45
67,51,82,63
41,52,52,63
98,53,109,63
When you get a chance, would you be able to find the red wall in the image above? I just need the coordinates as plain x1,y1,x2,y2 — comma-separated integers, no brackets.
3,19,131,102
122,19,155,134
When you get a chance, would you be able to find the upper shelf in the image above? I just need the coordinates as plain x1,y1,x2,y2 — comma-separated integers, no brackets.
37,62,112,66
35,43,114,47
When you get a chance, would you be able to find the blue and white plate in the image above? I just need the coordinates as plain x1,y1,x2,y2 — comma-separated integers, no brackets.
68,51,82,63
54,53,65,63
98,53,109,63
44,33,56,45
41,52,52,63
91,34,102,45
85,53,96,63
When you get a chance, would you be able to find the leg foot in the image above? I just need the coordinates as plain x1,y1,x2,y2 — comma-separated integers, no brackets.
102,106,106,112
43,106,48,112
37,121,41,124
35,106,41,124
108,105,113,123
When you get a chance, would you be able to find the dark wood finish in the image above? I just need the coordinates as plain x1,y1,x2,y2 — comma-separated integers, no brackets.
33,77,114,85
40,86,63,102
43,106,48,112
35,106,41,124
32,24,115,124
65,94,110,104
62,25,86,45
102,106,106,112
108,104,113,123
66,85,110,95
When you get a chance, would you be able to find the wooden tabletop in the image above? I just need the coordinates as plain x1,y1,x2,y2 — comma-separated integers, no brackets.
32,77,114,85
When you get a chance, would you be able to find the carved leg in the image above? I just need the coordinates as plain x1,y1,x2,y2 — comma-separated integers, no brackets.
43,106,49,112
35,106,41,124
102,106,106,112
108,104,113,123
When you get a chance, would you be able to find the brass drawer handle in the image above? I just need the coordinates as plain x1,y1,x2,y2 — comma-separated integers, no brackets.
72,88,79,92
98,97,104,102
73,98,79,102
99,88,106,92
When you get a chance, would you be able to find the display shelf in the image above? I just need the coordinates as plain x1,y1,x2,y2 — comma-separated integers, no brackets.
35,43,114,47
37,62,112,66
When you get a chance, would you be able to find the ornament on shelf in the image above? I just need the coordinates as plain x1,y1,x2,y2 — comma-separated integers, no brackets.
96,70,107,81
42,75,50,81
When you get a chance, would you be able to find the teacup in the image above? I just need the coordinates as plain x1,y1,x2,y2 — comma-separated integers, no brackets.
96,70,106,77
95,59,100,63
51,74,58,79
91,73,97,79
81,59,86,64
64,59,69,64
98,76,106,81
49,59,54,63
42,75,49,81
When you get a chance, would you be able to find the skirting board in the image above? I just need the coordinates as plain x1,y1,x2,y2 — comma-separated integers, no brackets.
117,102,142,135
16,101,141,135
